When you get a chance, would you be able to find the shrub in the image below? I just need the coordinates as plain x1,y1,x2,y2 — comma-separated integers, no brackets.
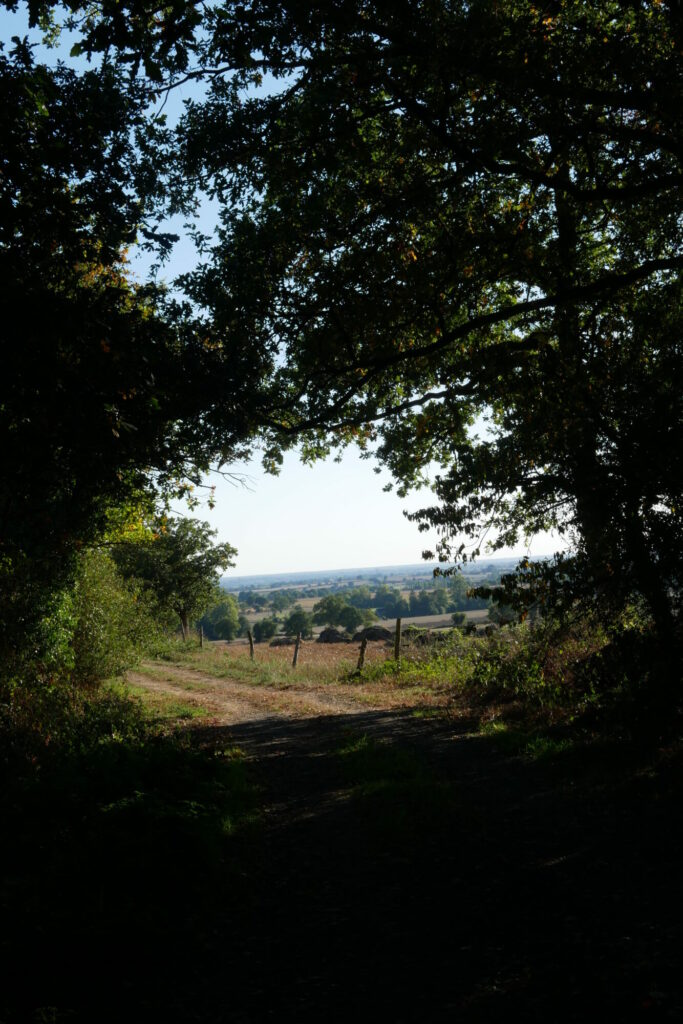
201,595,241,641
282,606,314,638
253,617,279,643
71,549,158,685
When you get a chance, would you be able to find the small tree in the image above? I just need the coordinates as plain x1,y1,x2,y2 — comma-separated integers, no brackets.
312,594,349,626
71,549,157,684
337,605,365,633
283,606,314,639
113,517,237,640
252,617,278,643
201,594,241,641
347,585,374,609
271,591,297,613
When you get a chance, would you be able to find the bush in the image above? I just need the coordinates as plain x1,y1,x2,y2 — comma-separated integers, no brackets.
71,549,159,685
283,606,314,638
201,595,241,641
253,617,279,643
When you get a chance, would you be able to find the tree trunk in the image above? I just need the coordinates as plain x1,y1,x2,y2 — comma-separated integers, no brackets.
179,610,189,642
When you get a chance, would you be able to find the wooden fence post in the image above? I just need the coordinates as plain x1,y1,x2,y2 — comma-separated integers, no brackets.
394,617,402,664
356,636,368,673
247,630,255,661
292,632,302,668
199,624,203,648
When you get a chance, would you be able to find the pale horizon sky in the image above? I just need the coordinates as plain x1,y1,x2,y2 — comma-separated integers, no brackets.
174,447,566,577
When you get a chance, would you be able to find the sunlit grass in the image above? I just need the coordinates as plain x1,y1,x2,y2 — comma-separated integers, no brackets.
123,682,210,724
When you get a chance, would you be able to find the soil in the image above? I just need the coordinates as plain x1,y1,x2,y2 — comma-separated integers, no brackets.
122,661,683,1024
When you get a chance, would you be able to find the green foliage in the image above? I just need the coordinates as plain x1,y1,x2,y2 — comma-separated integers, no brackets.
282,606,314,638
487,602,517,626
312,593,349,626
201,594,242,641
270,590,297,613
347,585,374,609
373,586,409,619
408,588,450,617
0,29,270,668
2,548,159,689
252,617,279,643
71,549,159,685
113,517,237,638
337,605,365,633
172,0,682,645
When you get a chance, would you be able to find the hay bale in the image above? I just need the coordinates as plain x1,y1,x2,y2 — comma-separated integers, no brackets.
317,627,349,644
352,625,393,642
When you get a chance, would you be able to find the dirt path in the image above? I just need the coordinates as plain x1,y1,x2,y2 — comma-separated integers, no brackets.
127,660,383,723
122,661,682,1023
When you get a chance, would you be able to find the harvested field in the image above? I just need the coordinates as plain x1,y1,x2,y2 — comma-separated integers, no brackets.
212,637,391,672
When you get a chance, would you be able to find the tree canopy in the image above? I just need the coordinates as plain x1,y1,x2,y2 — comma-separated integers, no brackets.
0,20,274,660
113,518,237,638
2,0,681,670
283,606,314,638
168,0,682,637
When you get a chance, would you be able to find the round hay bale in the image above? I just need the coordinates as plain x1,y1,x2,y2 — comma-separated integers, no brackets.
316,627,349,644
352,625,393,642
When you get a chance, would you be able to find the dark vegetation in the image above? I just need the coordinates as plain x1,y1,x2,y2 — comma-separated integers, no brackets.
1,0,680,1019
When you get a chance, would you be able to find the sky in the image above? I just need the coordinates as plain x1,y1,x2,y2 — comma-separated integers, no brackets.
171,449,564,576
4,6,566,576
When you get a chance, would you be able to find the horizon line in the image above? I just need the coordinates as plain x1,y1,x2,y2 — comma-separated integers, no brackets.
223,554,552,580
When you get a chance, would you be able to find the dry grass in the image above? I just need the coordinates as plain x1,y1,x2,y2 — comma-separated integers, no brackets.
196,638,390,679
152,639,465,713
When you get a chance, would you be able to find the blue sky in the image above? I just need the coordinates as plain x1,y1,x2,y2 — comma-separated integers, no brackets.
178,450,563,576
4,5,565,575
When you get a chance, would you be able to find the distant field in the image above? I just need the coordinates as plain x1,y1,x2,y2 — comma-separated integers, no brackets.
222,556,525,592
376,609,489,631
240,607,488,634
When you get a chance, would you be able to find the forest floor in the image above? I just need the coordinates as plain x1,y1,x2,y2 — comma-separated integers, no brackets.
4,653,681,1023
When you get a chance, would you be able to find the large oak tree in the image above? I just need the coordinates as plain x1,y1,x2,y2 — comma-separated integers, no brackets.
0,30,268,661
170,0,682,641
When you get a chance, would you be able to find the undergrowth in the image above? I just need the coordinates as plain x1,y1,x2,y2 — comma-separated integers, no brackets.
0,674,261,1022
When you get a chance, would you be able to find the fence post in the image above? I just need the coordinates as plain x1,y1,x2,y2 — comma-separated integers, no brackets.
394,617,402,664
356,636,368,674
292,632,302,668
199,624,203,648
247,630,255,661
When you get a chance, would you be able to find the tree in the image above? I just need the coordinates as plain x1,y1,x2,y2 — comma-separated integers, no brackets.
172,0,682,647
113,518,237,639
252,617,278,643
0,23,274,669
337,605,365,633
283,606,314,638
347,585,374,609
312,594,349,627
373,587,409,619
201,594,241,641
270,590,297,613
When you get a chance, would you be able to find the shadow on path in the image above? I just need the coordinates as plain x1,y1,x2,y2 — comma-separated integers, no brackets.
3,702,681,1022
